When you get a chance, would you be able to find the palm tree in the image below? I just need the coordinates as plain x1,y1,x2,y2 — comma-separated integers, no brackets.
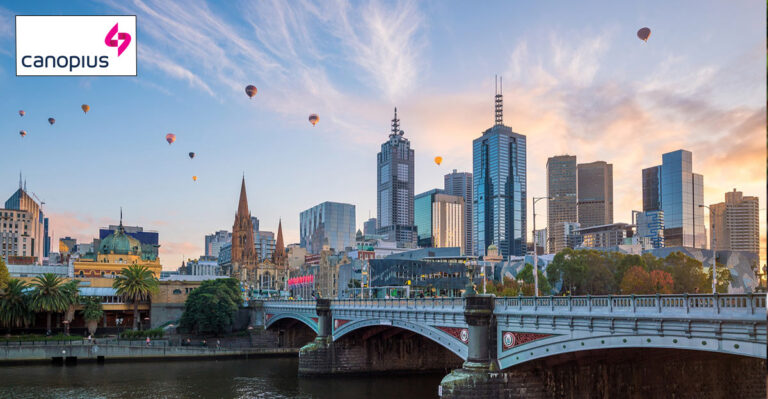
0,279,32,335
113,265,158,330
30,274,70,334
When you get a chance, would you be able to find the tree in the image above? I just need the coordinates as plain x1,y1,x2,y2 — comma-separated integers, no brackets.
61,279,81,335
517,264,551,295
620,266,653,294
180,278,241,335
80,297,104,335
0,279,31,334
663,252,707,293
650,270,674,294
0,257,10,291
113,265,159,330
547,248,587,295
30,274,70,333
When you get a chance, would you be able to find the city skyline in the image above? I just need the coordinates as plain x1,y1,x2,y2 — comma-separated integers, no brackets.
0,0,764,267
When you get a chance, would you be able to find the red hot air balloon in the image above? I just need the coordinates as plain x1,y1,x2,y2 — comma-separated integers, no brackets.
48,118,55,126
308,114,319,126
245,85,257,99
18,110,25,117
637,27,651,42
19,130,27,138
166,133,176,145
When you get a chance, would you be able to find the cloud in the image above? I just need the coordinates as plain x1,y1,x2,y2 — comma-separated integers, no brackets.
158,240,200,268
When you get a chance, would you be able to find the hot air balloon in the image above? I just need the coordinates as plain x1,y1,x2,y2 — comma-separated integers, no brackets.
188,152,195,159
81,104,90,114
165,133,176,145
18,110,25,117
245,85,257,99
192,176,198,181
19,130,27,138
308,114,319,126
48,118,55,126
434,156,443,166
637,27,651,42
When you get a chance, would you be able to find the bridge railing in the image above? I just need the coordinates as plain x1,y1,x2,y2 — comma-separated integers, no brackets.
332,297,464,310
261,300,317,308
495,294,766,319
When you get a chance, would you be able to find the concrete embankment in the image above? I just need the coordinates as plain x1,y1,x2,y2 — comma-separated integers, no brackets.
0,343,297,365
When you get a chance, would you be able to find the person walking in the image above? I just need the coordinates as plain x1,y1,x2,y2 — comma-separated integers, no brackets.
146,336,151,347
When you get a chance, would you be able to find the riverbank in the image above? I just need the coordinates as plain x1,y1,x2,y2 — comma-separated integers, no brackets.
0,342,297,365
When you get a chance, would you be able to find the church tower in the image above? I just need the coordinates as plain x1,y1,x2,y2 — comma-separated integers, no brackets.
231,177,257,281
272,218,287,267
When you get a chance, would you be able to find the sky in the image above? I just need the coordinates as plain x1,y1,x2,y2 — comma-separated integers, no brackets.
0,0,765,269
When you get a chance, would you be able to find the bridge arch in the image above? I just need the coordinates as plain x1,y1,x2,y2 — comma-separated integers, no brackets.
265,312,319,334
333,318,468,360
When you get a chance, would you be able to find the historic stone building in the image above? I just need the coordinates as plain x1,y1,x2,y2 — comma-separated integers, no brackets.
231,177,257,281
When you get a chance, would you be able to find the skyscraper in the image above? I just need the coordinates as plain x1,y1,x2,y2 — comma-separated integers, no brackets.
415,189,444,248
709,189,759,257
205,230,232,258
432,193,465,252
546,155,577,254
577,161,613,228
473,77,527,257
4,176,46,264
636,210,665,249
377,108,417,247
444,169,473,255
642,149,705,248
363,217,377,237
300,201,356,254
231,177,257,280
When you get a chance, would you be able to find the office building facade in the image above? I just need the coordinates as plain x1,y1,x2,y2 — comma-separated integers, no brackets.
636,210,665,249
444,169,474,255
577,161,613,228
363,218,377,237
300,201,356,254
710,189,759,257
546,155,577,253
415,189,465,252
204,230,232,258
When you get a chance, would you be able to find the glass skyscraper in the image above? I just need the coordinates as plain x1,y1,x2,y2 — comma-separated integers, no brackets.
444,169,473,255
642,149,705,248
300,201,356,254
415,189,444,247
377,108,417,247
473,78,527,257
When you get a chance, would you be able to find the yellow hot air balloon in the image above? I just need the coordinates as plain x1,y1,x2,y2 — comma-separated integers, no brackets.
192,176,198,181
434,156,443,166
166,133,176,145
308,114,319,126
81,104,90,114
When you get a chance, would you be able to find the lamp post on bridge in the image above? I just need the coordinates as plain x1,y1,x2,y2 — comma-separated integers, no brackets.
699,204,720,294
532,196,552,297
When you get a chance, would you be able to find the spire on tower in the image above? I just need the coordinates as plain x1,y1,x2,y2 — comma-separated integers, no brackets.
19,171,22,190
390,107,400,137
495,75,503,126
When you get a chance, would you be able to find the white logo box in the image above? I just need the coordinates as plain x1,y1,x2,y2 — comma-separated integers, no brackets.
16,15,136,76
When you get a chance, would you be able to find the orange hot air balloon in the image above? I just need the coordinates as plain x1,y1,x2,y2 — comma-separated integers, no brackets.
81,104,90,114
434,156,443,166
192,176,198,181
308,114,319,126
48,118,55,125
637,27,651,42
165,133,176,145
19,130,27,138
188,152,195,159
18,110,25,117
245,85,257,99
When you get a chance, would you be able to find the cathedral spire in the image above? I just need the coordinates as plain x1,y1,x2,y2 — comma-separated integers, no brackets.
272,218,286,265
237,176,249,217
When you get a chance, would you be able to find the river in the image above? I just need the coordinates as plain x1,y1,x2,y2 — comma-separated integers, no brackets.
0,358,446,398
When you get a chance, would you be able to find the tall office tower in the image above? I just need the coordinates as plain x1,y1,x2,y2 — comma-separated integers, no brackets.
231,177,257,280
577,161,613,228
205,230,232,258
4,175,45,264
710,189,760,257
444,169,474,255
642,150,706,248
415,189,444,248
415,189,466,252
377,108,417,247
546,155,577,254
363,218,377,237
473,76,527,257
300,201,356,254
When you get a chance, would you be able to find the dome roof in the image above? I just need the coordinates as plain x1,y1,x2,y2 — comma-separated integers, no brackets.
487,243,498,251
99,225,142,256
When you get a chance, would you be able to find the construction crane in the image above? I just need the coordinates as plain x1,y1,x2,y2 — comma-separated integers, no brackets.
31,192,45,207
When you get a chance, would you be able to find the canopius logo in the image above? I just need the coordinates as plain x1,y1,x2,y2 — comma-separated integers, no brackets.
105,23,131,57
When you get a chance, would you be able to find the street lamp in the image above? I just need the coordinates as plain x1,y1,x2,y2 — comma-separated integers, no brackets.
699,204,719,294
532,196,552,297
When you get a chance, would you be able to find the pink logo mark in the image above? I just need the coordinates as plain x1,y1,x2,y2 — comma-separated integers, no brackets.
105,23,131,57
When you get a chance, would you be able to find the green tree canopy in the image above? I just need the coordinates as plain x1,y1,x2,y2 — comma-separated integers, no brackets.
0,279,32,333
180,278,242,335
0,257,10,291
517,263,552,295
30,273,71,333
113,265,158,330
80,296,104,322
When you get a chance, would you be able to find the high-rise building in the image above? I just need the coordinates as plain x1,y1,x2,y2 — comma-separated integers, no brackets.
533,228,547,255
574,223,634,248
59,236,77,255
444,169,474,255
254,230,275,262
546,155,577,254
377,108,417,247
3,176,46,264
363,218,377,237
577,161,613,228
0,209,35,263
636,210,665,249
204,230,232,258
642,150,705,248
473,76,527,257
300,201,356,254
709,189,759,257
231,177,257,280
415,189,444,248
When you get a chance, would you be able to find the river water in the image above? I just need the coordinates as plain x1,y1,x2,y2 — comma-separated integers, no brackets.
0,358,446,398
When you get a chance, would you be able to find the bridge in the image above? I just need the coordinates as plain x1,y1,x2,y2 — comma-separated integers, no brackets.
254,294,766,398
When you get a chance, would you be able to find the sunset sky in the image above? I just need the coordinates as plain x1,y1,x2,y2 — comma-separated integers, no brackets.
0,0,765,268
